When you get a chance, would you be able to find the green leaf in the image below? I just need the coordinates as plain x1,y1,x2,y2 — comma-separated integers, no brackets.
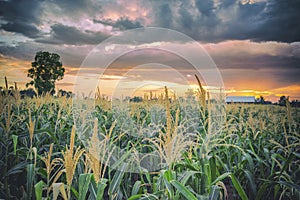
209,156,217,183
163,170,174,199
274,184,280,199
5,161,28,177
243,152,254,172
255,182,269,200
128,194,144,200
34,129,59,143
131,180,141,196
71,186,79,199
279,152,295,177
170,180,198,200
88,177,97,198
139,193,160,200
211,172,231,185
26,164,35,200
96,178,108,200
79,174,93,200
12,134,18,155
179,171,201,186
243,169,257,195
209,185,220,200
34,180,45,200
110,149,133,170
278,180,300,193
229,174,248,200
109,163,127,197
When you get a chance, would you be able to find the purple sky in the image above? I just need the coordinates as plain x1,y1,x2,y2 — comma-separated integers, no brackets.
0,0,300,101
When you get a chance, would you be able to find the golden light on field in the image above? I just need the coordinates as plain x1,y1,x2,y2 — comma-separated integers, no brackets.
1,0,299,198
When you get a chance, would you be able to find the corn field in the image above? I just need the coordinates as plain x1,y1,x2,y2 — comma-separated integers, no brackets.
0,87,299,200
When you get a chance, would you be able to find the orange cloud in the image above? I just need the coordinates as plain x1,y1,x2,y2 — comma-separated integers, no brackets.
1,54,299,102
0,55,31,87
226,84,300,102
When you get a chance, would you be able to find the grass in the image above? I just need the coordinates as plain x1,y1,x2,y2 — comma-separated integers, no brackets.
0,85,299,199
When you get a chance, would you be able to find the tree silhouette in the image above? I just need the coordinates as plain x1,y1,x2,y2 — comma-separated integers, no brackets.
26,51,65,95
278,95,289,106
20,88,37,98
130,96,143,102
255,96,265,104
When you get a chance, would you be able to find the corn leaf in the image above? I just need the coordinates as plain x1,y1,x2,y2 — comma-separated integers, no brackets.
229,174,248,200
170,180,197,200
79,173,93,200
34,180,45,200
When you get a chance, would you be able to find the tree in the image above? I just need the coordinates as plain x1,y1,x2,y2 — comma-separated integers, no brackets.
130,96,143,102
26,51,65,95
19,88,37,98
255,96,265,104
291,100,300,107
57,89,73,98
278,95,289,106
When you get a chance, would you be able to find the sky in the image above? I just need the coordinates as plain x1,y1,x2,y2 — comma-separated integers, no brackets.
0,0,300,102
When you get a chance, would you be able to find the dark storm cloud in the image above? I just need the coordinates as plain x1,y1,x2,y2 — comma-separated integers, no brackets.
214,54,300,70
220,0,236,8
0,0,42,38
0,0,41,24
50,0,91,11
1,0,299,44
218,2,266,41
1,22,40,38
148,1,174,28
115,18,143,30
93,18,143,30
36,24,109,45
270,68,300,85
0,42,39,61
150,0,220,41
217,0,300,42
250,0,300,42
157,3,173,28
218,1,300,43
195,0,215,17
46,0,102,19
178,3,194,30
150,0,300,43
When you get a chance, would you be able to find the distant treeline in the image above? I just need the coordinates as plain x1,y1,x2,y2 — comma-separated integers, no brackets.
1,86,299,107
0,86,73,99
1,77,299,107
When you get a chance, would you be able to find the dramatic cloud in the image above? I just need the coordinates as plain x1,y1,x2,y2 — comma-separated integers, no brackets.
36,24,110,45
1,0,300,44
204,41,300,70
0,41,93,68
155,3,174,28
0,0,299,100
249,0,300,42
147,0,300,43
0,0,42,38
93,18,143,30
1,21,40,39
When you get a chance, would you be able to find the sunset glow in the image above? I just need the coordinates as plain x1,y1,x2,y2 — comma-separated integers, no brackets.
0,0,299,102
1,2,300,198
